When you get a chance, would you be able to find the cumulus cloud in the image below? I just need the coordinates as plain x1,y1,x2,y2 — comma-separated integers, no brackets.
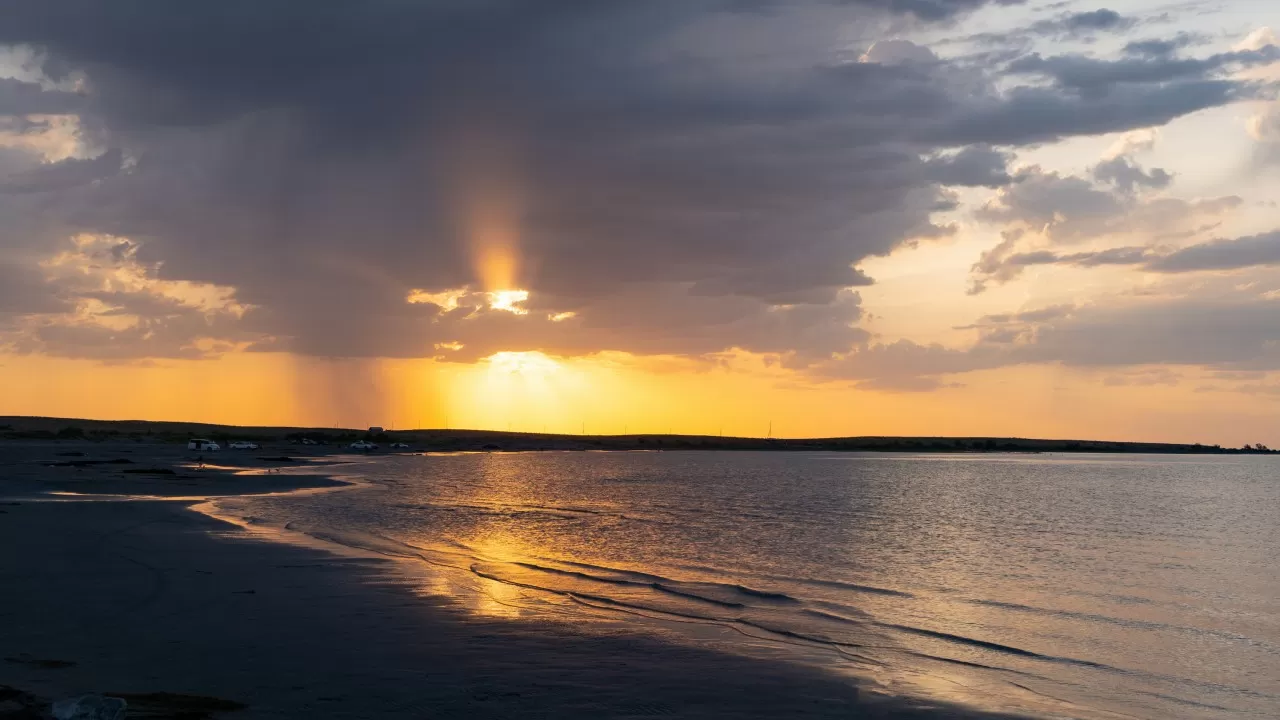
0,1,1273,364
968,130,1244,293
1092,155,1172,194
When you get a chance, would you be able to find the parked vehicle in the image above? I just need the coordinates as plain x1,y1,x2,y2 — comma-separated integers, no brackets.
228,441,260,450
187,439,220,451
389,442,410,449
349,441,378,451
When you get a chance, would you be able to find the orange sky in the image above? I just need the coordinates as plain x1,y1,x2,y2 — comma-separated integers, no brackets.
1,350,1272,446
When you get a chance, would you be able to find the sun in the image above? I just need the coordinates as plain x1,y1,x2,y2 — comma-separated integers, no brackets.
487,289,529,314
486,351,559,376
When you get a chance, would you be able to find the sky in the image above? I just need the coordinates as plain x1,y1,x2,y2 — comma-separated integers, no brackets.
1,0,1280,445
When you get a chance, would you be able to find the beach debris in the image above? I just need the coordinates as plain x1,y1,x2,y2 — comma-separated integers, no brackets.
51,694,126,720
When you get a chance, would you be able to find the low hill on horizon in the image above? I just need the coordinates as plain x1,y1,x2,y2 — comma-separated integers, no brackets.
0,415,1271,454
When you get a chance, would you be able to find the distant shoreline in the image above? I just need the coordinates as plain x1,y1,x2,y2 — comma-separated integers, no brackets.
2,415,1272,455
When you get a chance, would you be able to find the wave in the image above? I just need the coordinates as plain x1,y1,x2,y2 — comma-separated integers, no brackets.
736,618,862,649
803,608,871,627
965,597,1280,654
490,560,748,609
537,557,673,584
786,576,915,598
879,623,1110,669
468,565,730,625
513,561,650,588
650,583,745,608
729,584,798,602
511,557,805,609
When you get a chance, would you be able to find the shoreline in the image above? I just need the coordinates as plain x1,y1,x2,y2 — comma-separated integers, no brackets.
0,441,1019,719
3,414,1270,455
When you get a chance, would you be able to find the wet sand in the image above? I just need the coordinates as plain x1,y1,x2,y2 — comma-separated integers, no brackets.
0,441,1015,718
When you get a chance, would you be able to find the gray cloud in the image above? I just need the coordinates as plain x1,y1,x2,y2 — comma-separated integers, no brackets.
817,292,1280,388
0,262,70,315
1092,155,1173,194
0,149,121,194
1028,9,1135,38
969,230,1280,285
814,339,1000,390
1014,297,1280,369
923,145,1013,187
976,167,1126,243
1123,33,1207,59
969,156,1243,292
0,77,81,116
0,2,1272,362
1147,231,1280,272
1007,45,1280,94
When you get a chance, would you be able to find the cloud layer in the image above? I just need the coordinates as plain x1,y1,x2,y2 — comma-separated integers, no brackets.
0,0,1276,375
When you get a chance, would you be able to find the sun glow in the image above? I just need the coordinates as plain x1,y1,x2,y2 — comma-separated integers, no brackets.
406,288,465,310
486,350,558,376
487,289,529,314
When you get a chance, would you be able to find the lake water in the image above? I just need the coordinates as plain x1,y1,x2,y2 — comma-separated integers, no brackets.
218,451,1280,718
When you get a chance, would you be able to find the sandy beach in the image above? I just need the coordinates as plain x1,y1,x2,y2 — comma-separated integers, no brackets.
0,440,1013,719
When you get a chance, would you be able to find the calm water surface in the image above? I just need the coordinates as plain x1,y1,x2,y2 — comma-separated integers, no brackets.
222,452,1280,718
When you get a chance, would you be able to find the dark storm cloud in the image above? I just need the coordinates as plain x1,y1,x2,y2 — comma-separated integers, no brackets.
0,0,1273,362
0,148,120,194
0,77,81,116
